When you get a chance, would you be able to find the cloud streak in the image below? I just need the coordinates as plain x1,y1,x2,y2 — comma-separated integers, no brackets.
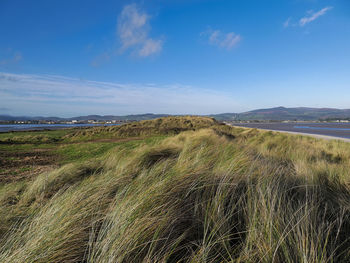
299,6,333,26
283,17,291,28
202,29,241,50
0,72,239,117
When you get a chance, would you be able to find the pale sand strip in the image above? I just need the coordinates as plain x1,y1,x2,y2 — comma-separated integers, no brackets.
231,125,350,143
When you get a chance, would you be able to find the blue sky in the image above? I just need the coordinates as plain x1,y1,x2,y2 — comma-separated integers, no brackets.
0,0,349,117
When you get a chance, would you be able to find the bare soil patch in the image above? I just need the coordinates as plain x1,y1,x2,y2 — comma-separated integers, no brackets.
0,149,58,182
0,137,143,182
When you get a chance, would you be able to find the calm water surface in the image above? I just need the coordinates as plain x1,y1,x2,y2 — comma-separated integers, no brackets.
232,122,350,139
294,126,350,131
0,123,121,132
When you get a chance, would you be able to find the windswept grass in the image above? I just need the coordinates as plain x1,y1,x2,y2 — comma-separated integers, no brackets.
65,116,219,141
1,117,350,262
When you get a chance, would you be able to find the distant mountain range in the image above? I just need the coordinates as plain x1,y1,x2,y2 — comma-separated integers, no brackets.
211,107,350,121
0,113,169,122
2,107,350,122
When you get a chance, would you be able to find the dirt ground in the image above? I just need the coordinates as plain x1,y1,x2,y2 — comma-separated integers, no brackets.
0,137,144,183
0,149,58,182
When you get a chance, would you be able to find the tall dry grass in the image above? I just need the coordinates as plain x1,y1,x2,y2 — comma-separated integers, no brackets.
1,118,350,262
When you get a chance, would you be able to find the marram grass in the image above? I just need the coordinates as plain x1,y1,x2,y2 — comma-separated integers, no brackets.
1,117,350,262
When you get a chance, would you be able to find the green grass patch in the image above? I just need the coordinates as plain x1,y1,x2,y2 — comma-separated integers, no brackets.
56,142,120,164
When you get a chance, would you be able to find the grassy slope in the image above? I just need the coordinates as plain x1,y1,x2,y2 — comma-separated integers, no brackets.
1,117,350,262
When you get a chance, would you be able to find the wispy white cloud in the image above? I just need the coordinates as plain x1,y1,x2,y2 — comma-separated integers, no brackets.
283,17,292,28
138,39,163,57
117,4,163,57
202,29,241,50
299,6,333,26
0,72,239,116
0,51,22,65
91,4,163,66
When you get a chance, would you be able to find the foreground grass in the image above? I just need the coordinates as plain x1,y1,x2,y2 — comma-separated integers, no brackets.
1,117,350,262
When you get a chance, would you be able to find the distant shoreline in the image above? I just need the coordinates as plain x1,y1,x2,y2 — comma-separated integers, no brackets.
0,123,121,133
231,125,350,143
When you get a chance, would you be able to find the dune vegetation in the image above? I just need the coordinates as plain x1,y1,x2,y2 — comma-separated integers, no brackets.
1,116,350,262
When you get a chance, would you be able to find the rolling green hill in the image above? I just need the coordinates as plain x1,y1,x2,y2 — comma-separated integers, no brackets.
1,116,350,262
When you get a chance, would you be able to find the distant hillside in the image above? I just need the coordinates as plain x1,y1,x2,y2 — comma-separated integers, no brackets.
72,113,170,121
0,113,169,122
212,107,350,121
2,107,350,122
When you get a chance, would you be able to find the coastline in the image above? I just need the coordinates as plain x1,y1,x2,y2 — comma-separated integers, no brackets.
231,125,350,143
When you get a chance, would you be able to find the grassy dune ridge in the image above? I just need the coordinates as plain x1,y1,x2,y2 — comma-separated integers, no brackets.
1,116,350,262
